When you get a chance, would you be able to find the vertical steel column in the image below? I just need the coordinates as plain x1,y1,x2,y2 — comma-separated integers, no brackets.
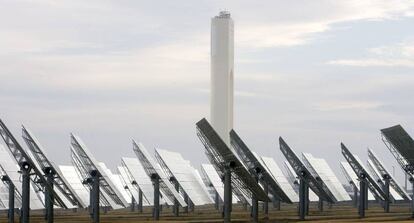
151,174,160,220
138,188,143,213
383,174,390,213
316,178,323,212
318,197,323,212
251,196,258,222
189,199,194,212
2,176,14,223
20,162,31,223
243,201,248,210
214,190,220,210
84,178,93,217
305,183,309,215
44,167,54,223
131,195,136,212
8,181,15,223
44,184,49,221
364,179,369,210
358,174,366,218
91,170,100,223
263,182,269,217
299,177,307,220
272,193,280,211
352,182,358,207
223,166,232,223
183,193,189,213
251,175,259,222
172,178,179,216
273,197,281,211
410,177,414,218
405,173,408,191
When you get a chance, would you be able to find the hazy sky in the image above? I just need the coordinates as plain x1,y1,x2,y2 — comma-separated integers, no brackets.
1,0,414,184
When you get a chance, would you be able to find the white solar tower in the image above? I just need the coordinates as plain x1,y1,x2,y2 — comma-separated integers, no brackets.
211,11,234,146
302,153,351,201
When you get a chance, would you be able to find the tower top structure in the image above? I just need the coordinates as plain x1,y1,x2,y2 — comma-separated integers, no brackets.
216,11,231,19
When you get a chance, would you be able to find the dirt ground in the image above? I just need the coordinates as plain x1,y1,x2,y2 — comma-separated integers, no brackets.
0,202,413,222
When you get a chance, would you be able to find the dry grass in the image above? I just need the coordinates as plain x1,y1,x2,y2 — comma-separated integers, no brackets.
0,202,413,222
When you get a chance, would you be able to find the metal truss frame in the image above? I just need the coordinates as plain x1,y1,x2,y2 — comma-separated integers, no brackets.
22,126,85,208
230,130,292,203
70,147,111,207
340,143,386,200
0,119,66,208
279,137,335,203
368,149,410,201
70,134,127,207
196,119,270,202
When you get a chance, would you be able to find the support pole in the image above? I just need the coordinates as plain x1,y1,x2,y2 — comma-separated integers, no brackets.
405,172,408,191
358,174,367,218
172,178,179,217
410,177,414,218
299,176,307,220
383,174,390,213
91,170,100,223
20,162,31,223
84,178,93,217
251,175,259,222
263,182,269,217
189,199,194,212
251,195,258,222
318,197,323,212
364,179,368,210
151,174,160,221
8,181,15,223
131,195,136,212
223,166,232,223
305,183,309,216
214,190,220,210
352,182,358,207
273,197,280,211
44,167,54,223
183,193,189,213
2,176,14,223
272,192,280,211
138,188,143,213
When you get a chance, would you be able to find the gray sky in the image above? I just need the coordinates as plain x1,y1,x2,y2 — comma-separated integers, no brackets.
1,0,414,184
